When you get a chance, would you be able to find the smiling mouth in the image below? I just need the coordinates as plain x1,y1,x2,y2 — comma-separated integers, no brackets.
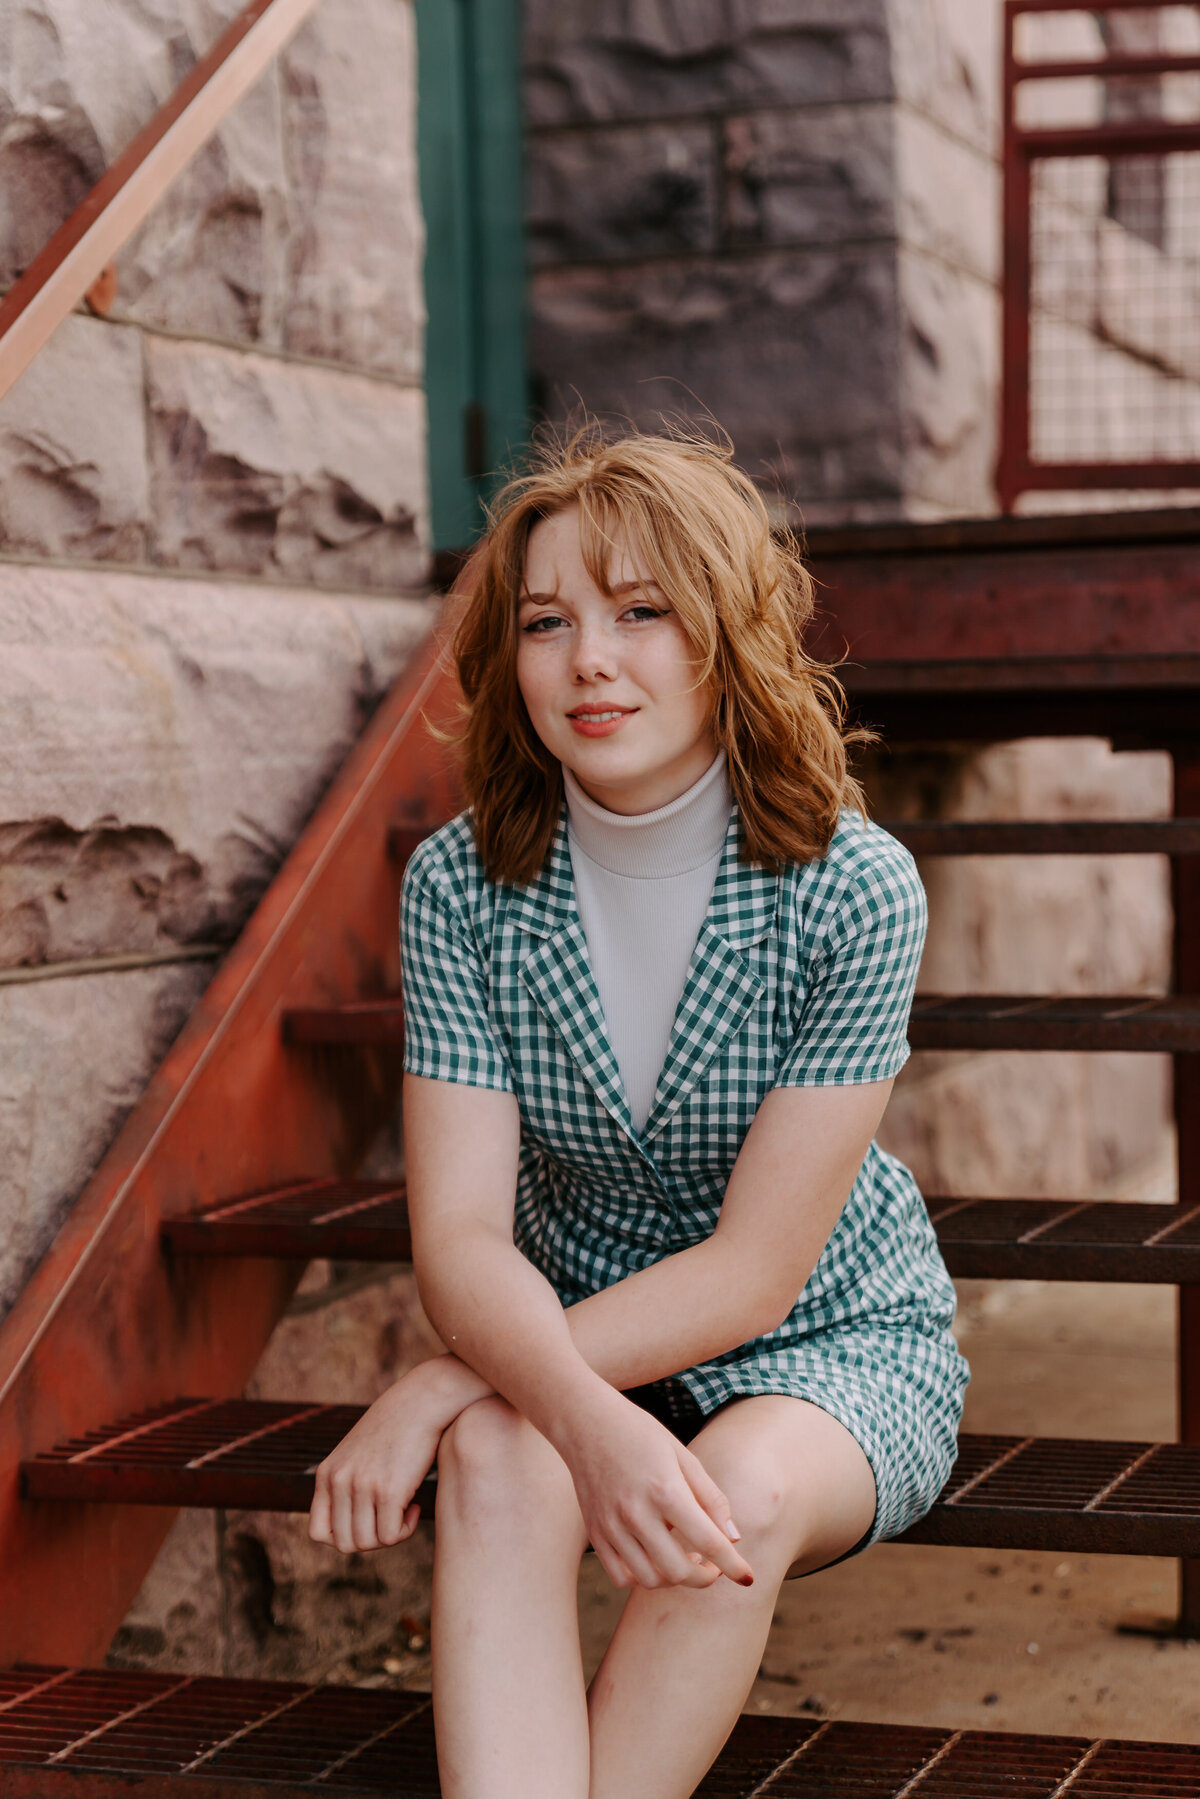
568,709,632,722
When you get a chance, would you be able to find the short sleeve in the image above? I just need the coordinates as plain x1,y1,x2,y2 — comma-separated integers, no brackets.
774,843,927,1088
400,854,515,1092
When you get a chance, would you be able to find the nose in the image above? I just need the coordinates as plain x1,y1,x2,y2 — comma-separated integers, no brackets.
569,615,618,683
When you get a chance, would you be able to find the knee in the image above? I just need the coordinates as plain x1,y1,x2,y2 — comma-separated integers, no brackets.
436,1397,558,1525
709,1453,789,1555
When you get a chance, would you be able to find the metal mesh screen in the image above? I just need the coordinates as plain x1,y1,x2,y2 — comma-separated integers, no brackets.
1030,149,1200,465
1001,2,1200,506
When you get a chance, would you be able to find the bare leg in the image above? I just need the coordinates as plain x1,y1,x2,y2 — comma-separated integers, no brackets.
586,1397,876,1799
432,1396,591,1799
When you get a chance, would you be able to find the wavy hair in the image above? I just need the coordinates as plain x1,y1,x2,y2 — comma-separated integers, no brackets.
452,426,871,885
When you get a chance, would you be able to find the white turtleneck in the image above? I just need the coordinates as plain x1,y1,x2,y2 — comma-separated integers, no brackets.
564,750,733,1132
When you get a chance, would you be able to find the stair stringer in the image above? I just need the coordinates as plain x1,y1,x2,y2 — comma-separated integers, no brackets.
0,608,463,1665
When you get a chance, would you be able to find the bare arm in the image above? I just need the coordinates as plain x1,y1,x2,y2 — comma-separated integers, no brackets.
408,1074,892,1406
311,1072,888,1581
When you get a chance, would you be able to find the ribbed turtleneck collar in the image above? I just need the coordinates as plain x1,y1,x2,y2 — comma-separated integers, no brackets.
563,749,732,879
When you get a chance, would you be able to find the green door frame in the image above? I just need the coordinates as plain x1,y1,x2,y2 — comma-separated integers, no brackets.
415,0,527,553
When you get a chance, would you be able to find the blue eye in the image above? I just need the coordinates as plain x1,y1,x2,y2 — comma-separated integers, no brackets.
522,614,565,634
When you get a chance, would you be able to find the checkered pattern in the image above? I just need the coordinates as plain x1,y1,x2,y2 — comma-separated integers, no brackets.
401,805,968,1545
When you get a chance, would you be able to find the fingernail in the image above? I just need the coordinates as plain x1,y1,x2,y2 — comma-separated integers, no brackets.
739,1574,754,1587
724,1520,741,1541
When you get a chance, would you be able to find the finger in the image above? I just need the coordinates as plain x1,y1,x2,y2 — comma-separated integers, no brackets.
663,1489,754,1585
610,1523,668,1591
330,1475,357,1555
679,1555,723,1590
308,1477,333,1545
352,1484,381,1552
628,1513,705,1588
374,1487,407,1547
592,1541,637,1590
398,1500,422,1540
678,1449,740,1542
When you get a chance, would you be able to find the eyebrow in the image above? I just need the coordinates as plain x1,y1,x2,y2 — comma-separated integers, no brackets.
518,579,659,605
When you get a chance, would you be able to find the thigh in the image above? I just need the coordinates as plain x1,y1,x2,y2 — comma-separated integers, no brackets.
687,1395,877,1580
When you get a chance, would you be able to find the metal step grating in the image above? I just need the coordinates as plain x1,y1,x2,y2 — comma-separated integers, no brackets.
162,1188,1200,1283
929,1196,1200,1283
4,1669,1200,1796
21,1403,1200,1556
909,993,1200,1052
281,993,1200,1052
163,1181,411,1261
882,819,1200,857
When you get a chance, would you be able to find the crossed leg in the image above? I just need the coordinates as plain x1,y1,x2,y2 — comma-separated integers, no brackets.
431,1394,876,1799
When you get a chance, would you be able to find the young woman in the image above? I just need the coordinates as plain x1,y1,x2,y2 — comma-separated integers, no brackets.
309,431,969,1799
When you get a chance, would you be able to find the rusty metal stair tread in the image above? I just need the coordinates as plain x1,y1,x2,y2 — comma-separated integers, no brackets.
4,1669,1200,1798
161,1185,1200,1283
930,1197,1200,1283
21,1402,1200,1556
844,654,1200,693
881,819,1200,856
909,993,1200,1052
162,1181,411,1261
283,992,1200,1052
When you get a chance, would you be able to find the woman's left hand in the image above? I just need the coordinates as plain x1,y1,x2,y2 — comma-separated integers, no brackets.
309,1355,491,1553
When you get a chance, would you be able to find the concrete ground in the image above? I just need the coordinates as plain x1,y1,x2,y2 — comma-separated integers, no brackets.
335,1270,1198,1747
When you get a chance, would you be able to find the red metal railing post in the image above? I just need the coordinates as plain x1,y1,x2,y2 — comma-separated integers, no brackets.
1174,748,1200,1631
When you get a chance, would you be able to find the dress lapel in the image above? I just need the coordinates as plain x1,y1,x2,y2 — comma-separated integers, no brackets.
639,807,779,1143
511,814,634,1135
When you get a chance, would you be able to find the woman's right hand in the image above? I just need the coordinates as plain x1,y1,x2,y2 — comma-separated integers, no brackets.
308,1354,491,1553
560,1387,754,1592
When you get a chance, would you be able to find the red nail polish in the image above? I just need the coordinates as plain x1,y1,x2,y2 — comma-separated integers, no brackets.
740,1574,754,1587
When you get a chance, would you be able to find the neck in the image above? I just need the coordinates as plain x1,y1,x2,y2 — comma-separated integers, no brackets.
563,749,732,879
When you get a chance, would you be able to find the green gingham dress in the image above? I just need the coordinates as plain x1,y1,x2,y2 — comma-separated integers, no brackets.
400,803,969,1546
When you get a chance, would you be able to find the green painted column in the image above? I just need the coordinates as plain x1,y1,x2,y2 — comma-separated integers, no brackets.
415,0,528,553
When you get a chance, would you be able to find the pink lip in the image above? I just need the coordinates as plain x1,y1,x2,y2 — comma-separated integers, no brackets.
567,708,634,738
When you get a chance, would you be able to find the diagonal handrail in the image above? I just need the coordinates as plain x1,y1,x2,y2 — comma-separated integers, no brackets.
0,0,324,404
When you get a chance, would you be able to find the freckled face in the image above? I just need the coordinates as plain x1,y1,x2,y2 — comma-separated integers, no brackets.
516,506,717,816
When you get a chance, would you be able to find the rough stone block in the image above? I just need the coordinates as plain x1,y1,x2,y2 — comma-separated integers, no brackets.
895,108,999,285
0,0,246,290
146,338,428,588
523,0,891,126
1,0,424,383
898,248,998,516
278,0,424,381
530,247,902,515
527,122,718,265
0,561,433,971
722,103,893,248
113,57,293,350
0,961,211,1316
0,314,148,561
886,0,1001,155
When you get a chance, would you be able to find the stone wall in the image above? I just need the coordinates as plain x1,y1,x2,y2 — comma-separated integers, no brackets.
0,0,438,1683
0,0,431,1316
524,0,1001,523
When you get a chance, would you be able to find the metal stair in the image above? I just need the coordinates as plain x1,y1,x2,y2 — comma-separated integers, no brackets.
7,504,1200,1789
2,1665,1198,1798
